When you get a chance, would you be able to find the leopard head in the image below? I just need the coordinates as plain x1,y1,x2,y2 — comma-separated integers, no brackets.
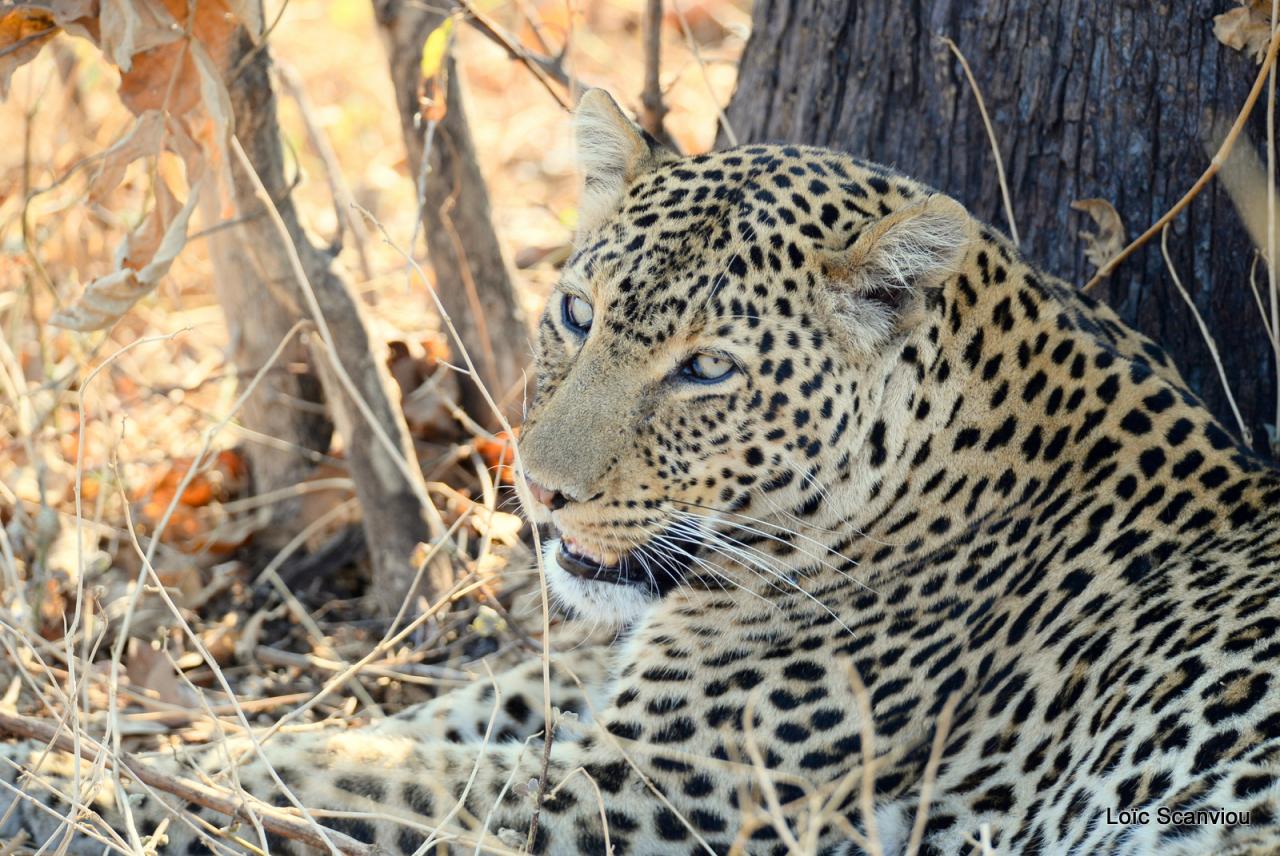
517,90,974,624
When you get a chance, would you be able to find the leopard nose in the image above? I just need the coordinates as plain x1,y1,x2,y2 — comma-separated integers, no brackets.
525,477,567,511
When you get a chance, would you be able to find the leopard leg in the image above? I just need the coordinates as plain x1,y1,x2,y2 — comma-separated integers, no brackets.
2,647,613,855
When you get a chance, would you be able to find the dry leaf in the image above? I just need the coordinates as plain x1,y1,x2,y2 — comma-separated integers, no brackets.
87,111,167,201
1214,2,1275,63
51,167,207,330
1071,198,1127,271
0,7,58,96
0,2,98,95
389,339,462,441
98,0,182,72
56,0,243,330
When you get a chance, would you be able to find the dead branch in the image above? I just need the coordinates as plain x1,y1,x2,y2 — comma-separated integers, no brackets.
453,0,574,109
222,22,449,613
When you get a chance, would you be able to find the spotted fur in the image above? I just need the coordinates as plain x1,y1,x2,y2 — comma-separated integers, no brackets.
4,89,1279,855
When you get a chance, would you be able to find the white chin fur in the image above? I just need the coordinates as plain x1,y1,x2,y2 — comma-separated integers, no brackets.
542,539,657,627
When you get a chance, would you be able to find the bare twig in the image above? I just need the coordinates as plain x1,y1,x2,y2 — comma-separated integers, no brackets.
0,711,377,856
1084,25,1280,290
453,0,573,110
274,61,374,281
228,134,454,604
1159,225,1252,445
904,694,960,856
670,0,735,146
939,35,1019,247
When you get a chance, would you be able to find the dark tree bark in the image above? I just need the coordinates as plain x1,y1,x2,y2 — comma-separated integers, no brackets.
374,0,531,426
726,0,1277,456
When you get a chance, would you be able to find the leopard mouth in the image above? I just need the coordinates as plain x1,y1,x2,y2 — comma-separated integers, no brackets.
555,531,701,595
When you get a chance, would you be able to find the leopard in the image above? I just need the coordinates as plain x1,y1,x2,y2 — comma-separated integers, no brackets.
3,88,1280,856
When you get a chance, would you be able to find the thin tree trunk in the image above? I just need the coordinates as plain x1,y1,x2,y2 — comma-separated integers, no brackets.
373,0,530,426
217,26,445,613
725,0,1276,457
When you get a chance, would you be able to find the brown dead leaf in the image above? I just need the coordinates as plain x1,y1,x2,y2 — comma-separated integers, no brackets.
50,0,243,331
126,638,200,707
1071,198,1127,271
389,339,461,441
1214,2,1275,63
136,450,250,551
98,0,183,72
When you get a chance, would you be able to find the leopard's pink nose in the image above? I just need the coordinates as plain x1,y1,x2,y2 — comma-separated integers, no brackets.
525,477,567,511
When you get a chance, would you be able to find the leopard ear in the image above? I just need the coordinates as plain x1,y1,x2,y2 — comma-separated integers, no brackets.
574,89,663,234
824,194,973,350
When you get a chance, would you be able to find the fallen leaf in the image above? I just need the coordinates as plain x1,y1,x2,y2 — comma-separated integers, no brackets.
389,339,462,441
1071,198,1127,272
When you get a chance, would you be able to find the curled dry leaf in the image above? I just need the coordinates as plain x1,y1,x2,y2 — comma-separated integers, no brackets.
51,166,208,331
86,110,167,201
98,0,183,73
1214,1,1276,63
1071,198,1127,273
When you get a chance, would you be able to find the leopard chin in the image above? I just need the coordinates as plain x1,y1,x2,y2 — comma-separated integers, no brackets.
541,528,702,625
542,538,661,626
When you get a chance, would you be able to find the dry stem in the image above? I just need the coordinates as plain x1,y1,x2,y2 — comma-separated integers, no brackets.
1083,26,1280,291
1159,225,1252,445
939,36,1019,247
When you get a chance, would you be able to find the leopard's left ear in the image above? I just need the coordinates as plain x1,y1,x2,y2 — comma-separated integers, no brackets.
574,89,666,235
823,194,973,349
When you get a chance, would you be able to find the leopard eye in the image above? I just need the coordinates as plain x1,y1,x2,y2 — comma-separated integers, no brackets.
683,352,736,383
562,294,594,334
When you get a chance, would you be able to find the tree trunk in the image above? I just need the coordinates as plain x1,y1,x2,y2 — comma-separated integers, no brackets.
218,26,446,613
725,0,1277,457
374,0,531,426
